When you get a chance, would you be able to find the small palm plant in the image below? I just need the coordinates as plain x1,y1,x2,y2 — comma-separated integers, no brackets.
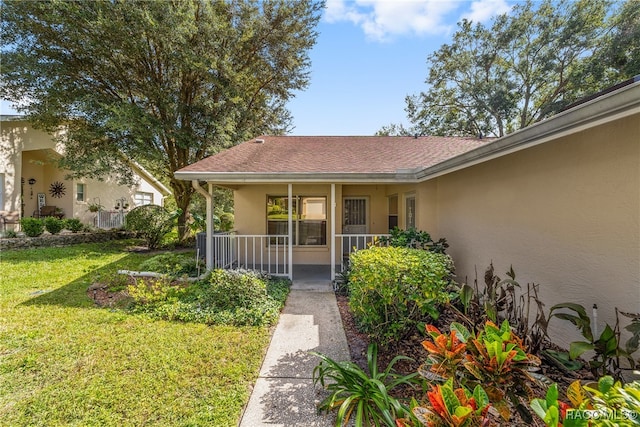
312,343,418,427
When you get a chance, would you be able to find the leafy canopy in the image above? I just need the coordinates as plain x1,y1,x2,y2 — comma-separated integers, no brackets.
1,0,323,236
379,0,639,138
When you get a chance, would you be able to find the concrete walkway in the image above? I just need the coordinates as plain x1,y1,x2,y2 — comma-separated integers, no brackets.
238,277,350,426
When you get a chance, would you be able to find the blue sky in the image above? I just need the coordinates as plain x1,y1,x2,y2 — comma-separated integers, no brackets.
288,0,514,135
0,0,514,136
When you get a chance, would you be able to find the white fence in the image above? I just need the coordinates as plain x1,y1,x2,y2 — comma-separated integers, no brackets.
210,232,290,277
94,210,126,229
203,232,389,278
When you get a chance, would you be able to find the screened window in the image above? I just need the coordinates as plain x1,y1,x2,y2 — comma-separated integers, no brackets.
267,195,327,245
76,183,85,202
388,195,398,230
135,192,153,206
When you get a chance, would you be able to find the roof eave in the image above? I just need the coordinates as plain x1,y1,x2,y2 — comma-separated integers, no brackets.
173,171,420,184
416,81,640,181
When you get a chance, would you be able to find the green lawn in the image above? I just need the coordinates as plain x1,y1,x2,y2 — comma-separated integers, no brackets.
0,240,271,426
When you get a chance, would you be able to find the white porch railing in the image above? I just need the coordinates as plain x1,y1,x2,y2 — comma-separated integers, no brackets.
205,232,389,279
211,232,290,277
94,210,126,229
335,234,390,272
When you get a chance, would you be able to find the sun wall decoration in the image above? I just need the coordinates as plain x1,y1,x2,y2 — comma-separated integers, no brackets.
49,181,66,198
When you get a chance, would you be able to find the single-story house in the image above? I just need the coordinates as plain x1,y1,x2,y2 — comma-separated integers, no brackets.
175,78,639,343
0,117,171,229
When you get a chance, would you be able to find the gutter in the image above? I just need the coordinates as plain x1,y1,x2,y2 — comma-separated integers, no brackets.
174,171,421,184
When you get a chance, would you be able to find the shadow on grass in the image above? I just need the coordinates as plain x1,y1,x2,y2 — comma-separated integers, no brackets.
1,239,147,264
20,251,148,309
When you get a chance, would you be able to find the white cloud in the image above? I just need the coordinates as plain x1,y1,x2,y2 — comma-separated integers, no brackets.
461,0,512,23
324,0,513,41
325,0,459,41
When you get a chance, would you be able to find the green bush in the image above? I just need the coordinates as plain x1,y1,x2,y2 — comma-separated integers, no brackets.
20,217,44,237
3,230,18,238
44,217,64,234
348,246,454,344
137,252,202,277
380,227,449,254
202,269,268,310
125,205,180,249
127,270,290,327
63,218,84,233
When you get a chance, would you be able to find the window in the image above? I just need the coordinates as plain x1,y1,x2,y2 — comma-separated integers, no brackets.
267,195,327,245
76,183,85,202
388,195,398,230
135,192,153,206
405,194,416,229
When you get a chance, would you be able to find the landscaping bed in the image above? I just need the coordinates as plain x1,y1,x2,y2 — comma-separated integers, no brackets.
319,231,640,426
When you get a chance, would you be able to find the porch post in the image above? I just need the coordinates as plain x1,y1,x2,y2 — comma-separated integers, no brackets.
288,183,293,280
206,183,214,271
331,183,336,281
192,180,214,270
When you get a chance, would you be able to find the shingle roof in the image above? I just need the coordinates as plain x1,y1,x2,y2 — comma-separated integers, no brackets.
177,135,491,175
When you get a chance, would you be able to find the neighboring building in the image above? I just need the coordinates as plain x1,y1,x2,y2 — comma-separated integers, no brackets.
0,117,171,229
176,78,639,344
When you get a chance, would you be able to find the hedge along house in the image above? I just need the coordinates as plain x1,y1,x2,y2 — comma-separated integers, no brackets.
176,78,639,341
0,117,171,229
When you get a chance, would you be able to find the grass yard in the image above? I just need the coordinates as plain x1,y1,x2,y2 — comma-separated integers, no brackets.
0,240,271,426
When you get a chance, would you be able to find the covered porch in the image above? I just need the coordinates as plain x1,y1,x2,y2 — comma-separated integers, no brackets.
193,181,395,281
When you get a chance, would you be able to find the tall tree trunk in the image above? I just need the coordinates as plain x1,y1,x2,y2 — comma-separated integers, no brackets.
170,178,194,241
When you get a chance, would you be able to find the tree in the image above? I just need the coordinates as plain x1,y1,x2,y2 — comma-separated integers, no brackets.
388,0,637,138
1,0,323,238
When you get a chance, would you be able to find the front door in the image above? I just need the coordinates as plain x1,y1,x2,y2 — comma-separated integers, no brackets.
343,197,368,234
342,197,369,256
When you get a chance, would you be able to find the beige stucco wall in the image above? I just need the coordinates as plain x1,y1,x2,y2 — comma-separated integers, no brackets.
1,119,167,226
432,114,640,342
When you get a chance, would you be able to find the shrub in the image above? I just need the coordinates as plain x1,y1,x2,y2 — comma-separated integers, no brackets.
3,230,18,238
125,205,180,249
44,217,64,234
411,379,492,427
420,320,542,423
20,217,44,237
64,218,84,233
380,227,449,254
531,377,640,427
126,270,290,327
312,343,417,426
348,246,454,344
202,269,268,310
138,252,203,277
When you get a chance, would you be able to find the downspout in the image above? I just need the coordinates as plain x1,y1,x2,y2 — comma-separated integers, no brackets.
288,184,293,280
331,184,336,282
192,180,214,270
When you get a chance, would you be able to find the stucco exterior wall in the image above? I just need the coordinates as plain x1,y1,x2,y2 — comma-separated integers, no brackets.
434,114,640,342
